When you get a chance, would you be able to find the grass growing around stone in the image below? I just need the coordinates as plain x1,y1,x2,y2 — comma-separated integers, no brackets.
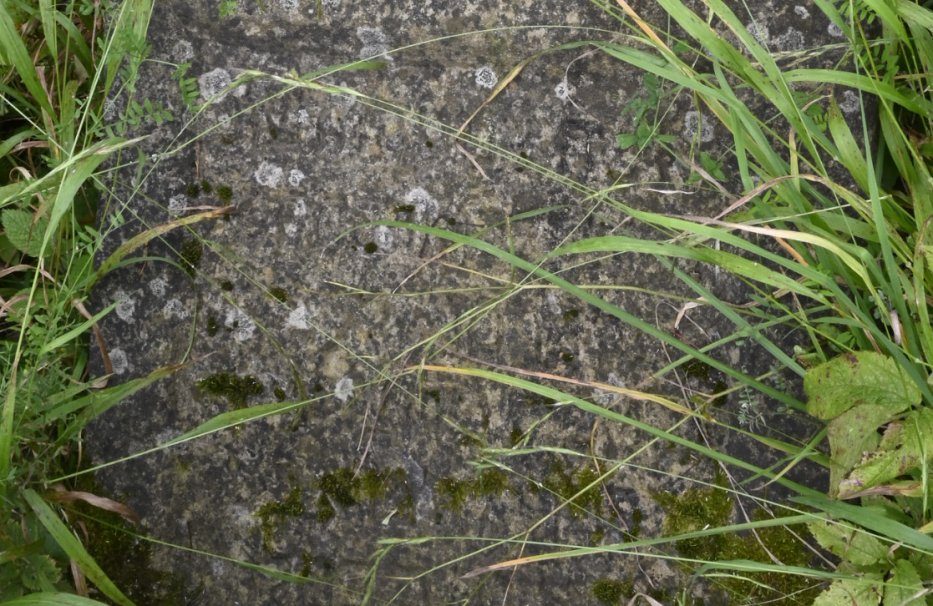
3,0,933,604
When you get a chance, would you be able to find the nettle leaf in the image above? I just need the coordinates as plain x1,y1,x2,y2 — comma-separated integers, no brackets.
813,576,883,606
804,352,919,421
884,558,924,606
839,408,933,499
19,554,62,591
807,519,888,567
826,404,887,497
1,209,49,258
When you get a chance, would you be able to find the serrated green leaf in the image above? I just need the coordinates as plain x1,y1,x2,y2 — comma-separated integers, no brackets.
804,352,919,420
826,404,887,497
813,577,883,606
19,555,60,592
1,210,49,258
884,559,924,606
616,133,638,149
807,519,888,566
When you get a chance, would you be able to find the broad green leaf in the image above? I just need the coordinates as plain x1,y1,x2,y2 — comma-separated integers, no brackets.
805,352,919,420
22,490,133,606
884,559,924,606
813,577,883,606
2,210,49,258
0,593,109,606
807,519,888,566
826,404,887,497
840,409,933,498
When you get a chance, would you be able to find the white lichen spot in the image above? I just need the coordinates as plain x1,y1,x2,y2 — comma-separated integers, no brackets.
294,109,310,125
839,89,860,114
373,225,394,251
554,80,576,102
775,28,805,51
224,307,256,342
168,194,188,216
163,298,189,320
198,68,233,102
149,277,168,297
828,22,844,38
683,111,715,143
275,0,299,10
110,348,129,375
294,198,308,217
284,223,298,237
334,376,354,402
404,187,439,222
113,289,136,322
793,5,810,18
287,303,312,330
254,161,284,188
746,21,769,45
474,65,498,89
288,169,306,187
172,40,194,62
357,27,390,59
103,97,118,121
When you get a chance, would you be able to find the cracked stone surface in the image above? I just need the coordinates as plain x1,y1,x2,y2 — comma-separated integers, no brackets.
86,1,849,603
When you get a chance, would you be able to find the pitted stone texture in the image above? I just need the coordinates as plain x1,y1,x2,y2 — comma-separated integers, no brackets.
89,1,841,603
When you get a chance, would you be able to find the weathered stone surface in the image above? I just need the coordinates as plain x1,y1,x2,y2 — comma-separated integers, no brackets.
87,1,848,603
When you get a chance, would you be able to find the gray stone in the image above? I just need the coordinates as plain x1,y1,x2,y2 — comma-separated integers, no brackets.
87,1,849,603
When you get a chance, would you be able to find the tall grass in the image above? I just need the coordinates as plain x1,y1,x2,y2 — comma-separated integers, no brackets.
0,1,167,602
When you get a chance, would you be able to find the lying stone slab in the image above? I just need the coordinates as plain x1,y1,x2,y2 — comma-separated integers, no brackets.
86,1,852,603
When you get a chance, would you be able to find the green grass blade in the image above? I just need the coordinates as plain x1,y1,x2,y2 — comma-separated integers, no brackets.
38,301,117,357
0,3,54,121
48,364,182,439
419,366,819,495
551,235,823,300
163,400,311,447
0,593,109,606
38,0,57,62
377,220,803,408
792,494,933,553
22,490,134,606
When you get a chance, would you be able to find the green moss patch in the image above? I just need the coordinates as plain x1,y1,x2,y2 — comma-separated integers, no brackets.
196,372,263,408
435,468,511,512
255,486,305,552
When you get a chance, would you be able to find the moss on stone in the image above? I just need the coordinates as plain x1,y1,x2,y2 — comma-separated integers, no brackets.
268,287,288,303
196,372,263,408
654,474,819,604
178,238,202,278
313,467,409,523
273,387,286,401
205,315,218,337
216,184,233,204
363,241,378,254
543,461,603,519
436,468,511,512
255,486,305,552
315,494,336,523
591,578,632,605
